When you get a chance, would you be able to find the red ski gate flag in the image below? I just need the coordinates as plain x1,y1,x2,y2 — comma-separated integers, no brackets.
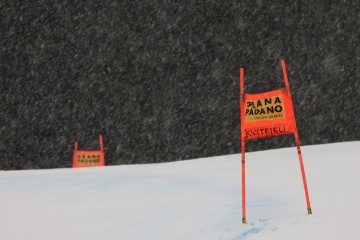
73,135,105,168
243,88,297,140
239,60,312,224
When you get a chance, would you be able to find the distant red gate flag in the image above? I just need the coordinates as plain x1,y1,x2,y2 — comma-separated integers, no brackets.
73,134,105,168
240,60,312,224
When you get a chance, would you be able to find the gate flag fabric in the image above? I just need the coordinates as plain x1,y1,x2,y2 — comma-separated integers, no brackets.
239,60,312,224
72,134,105,168
243,88,297,140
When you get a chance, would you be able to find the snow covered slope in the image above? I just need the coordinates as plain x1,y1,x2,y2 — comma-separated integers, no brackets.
1,141,359,240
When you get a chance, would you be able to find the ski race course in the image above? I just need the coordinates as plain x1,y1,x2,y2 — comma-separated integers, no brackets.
1,141,359,240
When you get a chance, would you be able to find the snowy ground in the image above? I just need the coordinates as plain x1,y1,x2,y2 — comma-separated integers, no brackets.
1,141,359,240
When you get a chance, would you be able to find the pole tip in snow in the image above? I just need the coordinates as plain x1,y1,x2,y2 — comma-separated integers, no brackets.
308,207,312,215
242,217,247,224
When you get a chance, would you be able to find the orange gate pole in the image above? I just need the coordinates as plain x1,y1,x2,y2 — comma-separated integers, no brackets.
99,134,104,151
281,59,312,215
73,141,78,168
294,131,312,214
240,67,247,223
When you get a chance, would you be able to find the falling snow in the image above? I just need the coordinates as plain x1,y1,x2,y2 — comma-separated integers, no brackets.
1,1,359,169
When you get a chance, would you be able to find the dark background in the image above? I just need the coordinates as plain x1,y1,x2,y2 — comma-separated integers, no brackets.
1,0,359,170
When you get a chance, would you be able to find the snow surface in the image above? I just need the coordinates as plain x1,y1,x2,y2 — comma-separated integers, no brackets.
1,141,359,240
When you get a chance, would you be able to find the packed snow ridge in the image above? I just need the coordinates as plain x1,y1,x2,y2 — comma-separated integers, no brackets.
1,141,359,240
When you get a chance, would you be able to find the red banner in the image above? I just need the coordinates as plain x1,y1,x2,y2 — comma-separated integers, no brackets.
243,88,297,140
73,135,105,168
